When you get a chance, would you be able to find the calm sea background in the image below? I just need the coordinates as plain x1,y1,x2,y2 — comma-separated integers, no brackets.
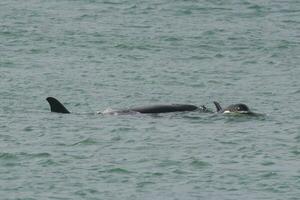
1,0,300,199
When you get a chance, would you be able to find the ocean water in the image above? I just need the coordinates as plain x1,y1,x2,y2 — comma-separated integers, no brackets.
1,0,300,199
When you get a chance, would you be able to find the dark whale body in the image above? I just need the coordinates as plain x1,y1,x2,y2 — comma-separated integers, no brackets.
118,104,199,114
46,97,70,113
46,97,207,114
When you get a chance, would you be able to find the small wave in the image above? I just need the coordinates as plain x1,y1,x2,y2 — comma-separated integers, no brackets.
23,126,34,132
74,188,100,197
38,159,60,167
158,160,181,167
151,172,164,176
224,112,266,123
1,152,51,159
291,149,300,155
292,89,300,94
106,168,133,174
0,152,17,160
136,181,155,188
160,36,183,42
247,4,265,11
0,152,51,167
260,171,278,178
261,161,275,166
71,138,98,146
190,159,211,169
30,152,51,158
173,169,190,174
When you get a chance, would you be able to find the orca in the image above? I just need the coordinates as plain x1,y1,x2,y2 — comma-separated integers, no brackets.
213,101,252,114
46,97,209,114
46,97,70,113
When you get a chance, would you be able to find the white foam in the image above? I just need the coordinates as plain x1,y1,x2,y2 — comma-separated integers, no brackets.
98,108,116,114
223,110,250,114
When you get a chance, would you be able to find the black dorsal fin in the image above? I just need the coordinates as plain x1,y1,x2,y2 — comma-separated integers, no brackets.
46,97,70,114
213,101,222,112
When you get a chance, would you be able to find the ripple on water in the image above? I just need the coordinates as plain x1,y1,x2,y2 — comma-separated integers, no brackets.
190,159,211,169
38,159,60,167
74,188,100,198
223,113,267,123
27,152,51,158
71,137,98,146
23,126,34,132
136,181,155,188
106,168,134,174
260,171,278,179
293,89,300,94
0,152,18,160
290,149,300,156
1,0,299,199
0,152,51,167
260,161,275,166
157,159,182,168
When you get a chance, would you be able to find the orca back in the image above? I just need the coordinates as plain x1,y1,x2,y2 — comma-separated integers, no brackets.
129,104,199,114
46,97,70,114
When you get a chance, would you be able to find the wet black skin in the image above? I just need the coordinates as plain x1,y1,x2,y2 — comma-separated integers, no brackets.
213,101,252,113
46,97,209,114
46,97,70,113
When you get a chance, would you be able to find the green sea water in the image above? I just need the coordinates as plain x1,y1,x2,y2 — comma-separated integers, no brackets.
1,0,300,199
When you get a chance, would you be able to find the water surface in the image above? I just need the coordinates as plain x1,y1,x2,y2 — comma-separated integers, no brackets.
1,0,300,199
